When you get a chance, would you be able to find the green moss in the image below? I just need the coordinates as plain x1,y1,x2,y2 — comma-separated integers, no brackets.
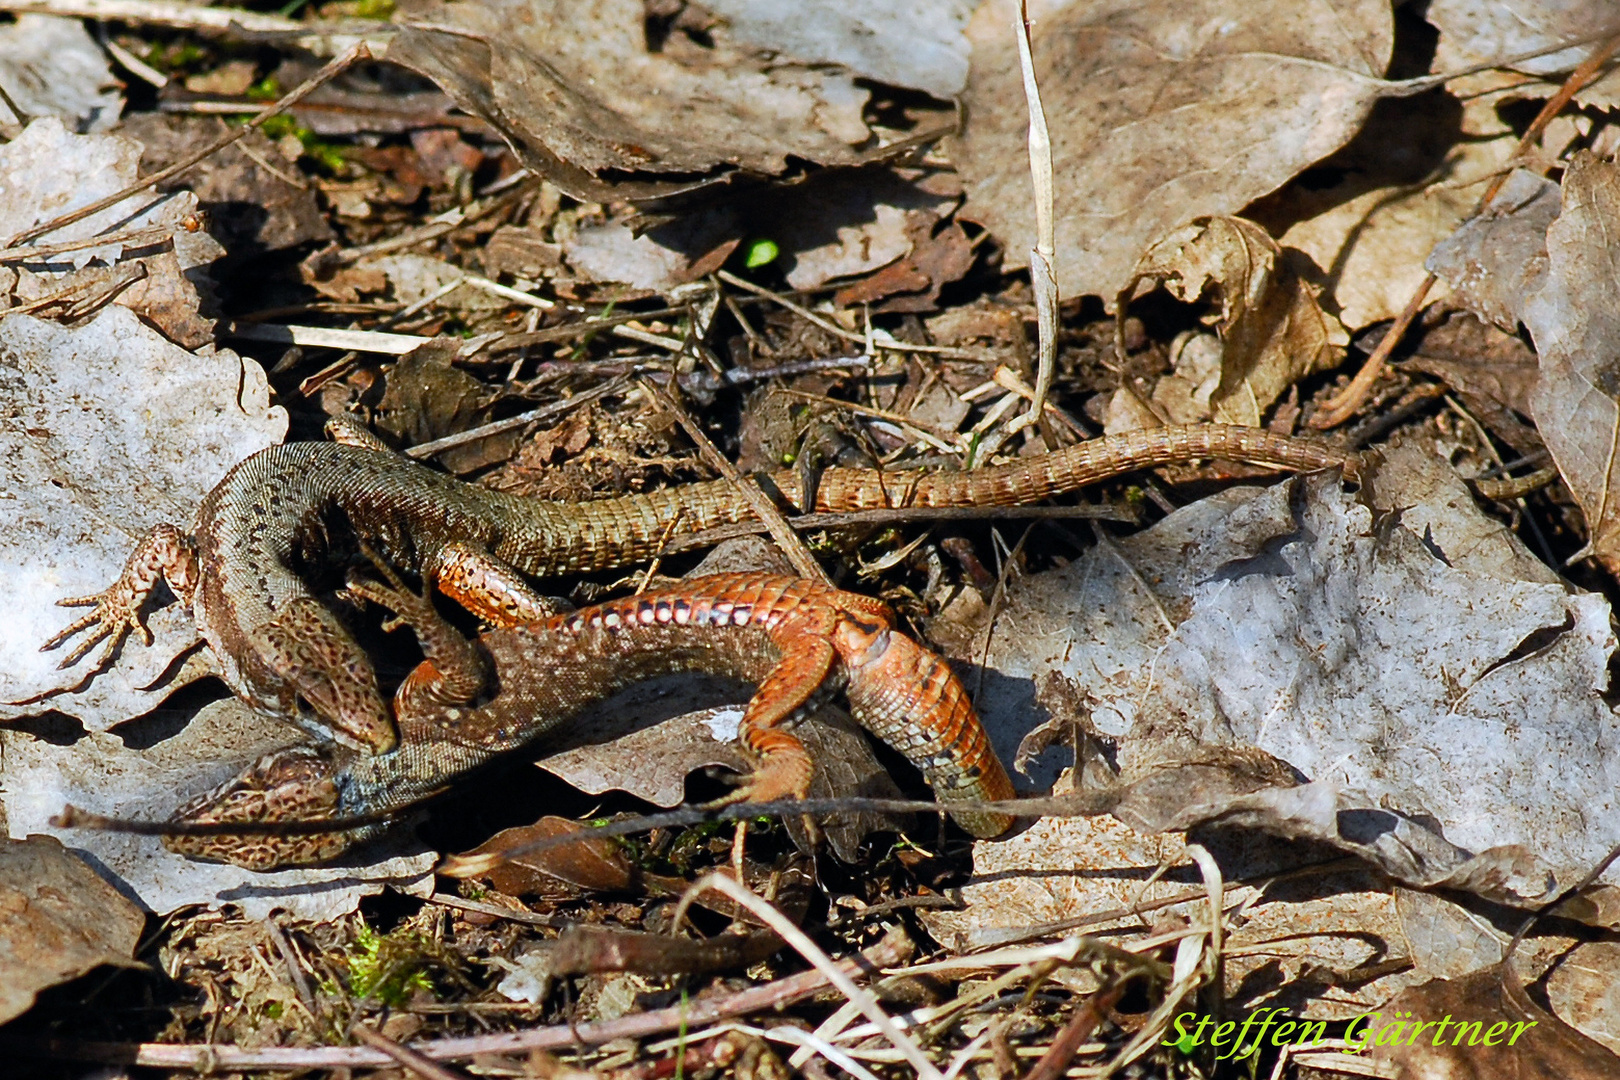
246,76,283,102
346,923,436,1007
252,114,347,174
143,41,207,73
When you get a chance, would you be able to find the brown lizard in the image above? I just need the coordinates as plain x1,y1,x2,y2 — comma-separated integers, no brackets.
164,568,1018,869
43,423,1353,753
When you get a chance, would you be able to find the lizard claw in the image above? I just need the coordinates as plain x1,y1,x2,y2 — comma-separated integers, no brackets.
43,587,153,669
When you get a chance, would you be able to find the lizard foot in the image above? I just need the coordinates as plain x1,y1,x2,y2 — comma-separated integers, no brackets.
41,523,197,670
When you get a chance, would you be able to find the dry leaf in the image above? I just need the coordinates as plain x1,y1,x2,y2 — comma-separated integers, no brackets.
965,441,1620,910
771,170,959,291
0,836,143,1024
444,817,652,895
953,0,1393,302
0,307,286,721
388,0,882,200
565,208,740,292
1523,152,1620,573
1547,942,1620,1055
538,700,904,863
1427,168,1562,332
1368,966,1620,1078
1121,216,1345,426
699,0,976,99
0,118,227,347
1428,0,1620,111
1403,314,1544,455
1259,97,1520,330
0,15,122,132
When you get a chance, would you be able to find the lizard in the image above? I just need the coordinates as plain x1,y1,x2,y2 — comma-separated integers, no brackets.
163,563,1019,869
42,422,1354,754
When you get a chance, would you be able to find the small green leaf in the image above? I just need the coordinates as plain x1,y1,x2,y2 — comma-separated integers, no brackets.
743,238,779,269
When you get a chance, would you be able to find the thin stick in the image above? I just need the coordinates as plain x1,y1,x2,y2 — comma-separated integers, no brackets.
405,376,629,459
1310,30,1620,429
100,35,169,89
1,0,307,33
716,269,991,361
350,1025,476,1080
329,187,524,267
638,377,828,583
1308,272,1436,429
1009,0,1058,438
4,41,372,249
0,77,28,126
226,322,430,355
776,387,962,444
426,893,557,927
1019,975,1128,1080
680,874,946,1080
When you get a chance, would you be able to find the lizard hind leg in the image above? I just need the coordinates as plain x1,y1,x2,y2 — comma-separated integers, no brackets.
726,636,840,806
164,745,358,869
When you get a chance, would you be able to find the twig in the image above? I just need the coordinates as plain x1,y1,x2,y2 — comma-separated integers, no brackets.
350,1025,477,1080
9,262,143,315
1310,30,1620,429
262,918,316,1017
776,387,963,445
328,187,521,267
63,261,149,319
226,322,431,355
426,892,557,928
0,75,27,126
10,927,912,1070
463,274,554,310
637,377,827,583
2,0,302,32
99,34,168,88
4,40,372,248
0,223,177,263
0,0,386,53
679,874,945,1080
1008,0,1058,438
405,376,630,459
1019,976,1128,1080
716,270,991,361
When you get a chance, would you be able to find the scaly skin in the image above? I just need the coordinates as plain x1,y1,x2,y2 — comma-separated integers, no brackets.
165,573,1018,868
44,424,1352,752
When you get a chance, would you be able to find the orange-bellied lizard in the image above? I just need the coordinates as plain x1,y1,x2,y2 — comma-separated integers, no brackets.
164,569,1018,868
43,423,1353,753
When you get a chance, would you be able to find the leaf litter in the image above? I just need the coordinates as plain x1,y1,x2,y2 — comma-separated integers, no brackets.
3,0,1620,1074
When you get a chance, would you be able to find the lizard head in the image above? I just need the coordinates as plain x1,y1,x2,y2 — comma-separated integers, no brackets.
256,596,400,755
164,746,365,870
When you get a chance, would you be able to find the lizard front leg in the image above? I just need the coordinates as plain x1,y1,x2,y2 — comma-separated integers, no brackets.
344,551,490,719
41,523,199,671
